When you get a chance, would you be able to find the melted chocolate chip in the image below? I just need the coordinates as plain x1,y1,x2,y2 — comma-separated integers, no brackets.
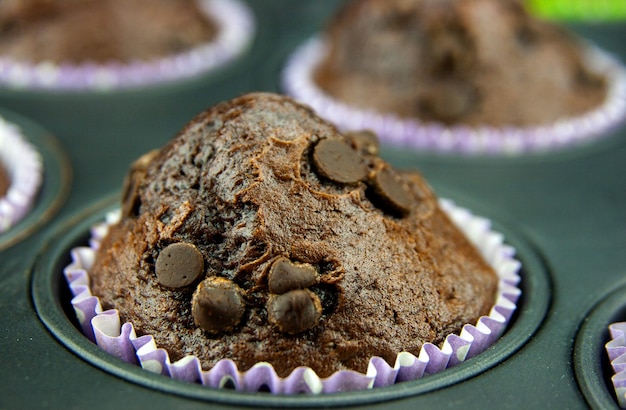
192,277,245,334
430,25,474,75
516,25,537,48
133,148,160,171
267,257,318,295
312,138,368,184
155,242,204,288
345,130,380,156
368,167,413,217
267,289,322,334
419,81,476,124
121,149,160,218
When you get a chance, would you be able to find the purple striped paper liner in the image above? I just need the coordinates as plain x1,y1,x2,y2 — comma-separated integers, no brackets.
282,36,626,156
607,322,626,407
64,199,521,394
0,116,43,233
0,0,254,91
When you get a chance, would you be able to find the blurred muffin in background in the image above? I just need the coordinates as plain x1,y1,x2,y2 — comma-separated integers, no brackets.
0,114,42,234
0,0,254,91
283,0,626,155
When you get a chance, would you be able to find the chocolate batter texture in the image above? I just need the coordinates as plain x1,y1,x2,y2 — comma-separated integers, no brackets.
0,0,217,64
314,0,607,127
90,93,498,378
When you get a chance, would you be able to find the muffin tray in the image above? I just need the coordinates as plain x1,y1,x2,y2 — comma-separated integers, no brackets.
1,1,625,408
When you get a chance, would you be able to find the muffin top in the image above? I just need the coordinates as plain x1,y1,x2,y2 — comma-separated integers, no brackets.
314,0,607,126
0,0,217,64
89,92,497,378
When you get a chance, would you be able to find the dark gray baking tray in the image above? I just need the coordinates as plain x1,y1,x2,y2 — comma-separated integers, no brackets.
1,1,625,408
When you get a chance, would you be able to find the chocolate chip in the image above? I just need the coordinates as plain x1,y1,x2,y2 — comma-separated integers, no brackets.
192,277,245,334
267,257,318,294
345,130,380,156
430,28,474,75
516,25,537,48
368,167,413,217
0,162,9,197
121,149,160,218
121,175,142,218
132,149,160,171
267,289,322,334
419,81,475,124
312,138,368,184
155,242,204,288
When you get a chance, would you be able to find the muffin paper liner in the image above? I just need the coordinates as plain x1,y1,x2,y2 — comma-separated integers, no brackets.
0,116,43,234
0,0,254,91
606,322,626,407
64,199,521,394
282,36,626,155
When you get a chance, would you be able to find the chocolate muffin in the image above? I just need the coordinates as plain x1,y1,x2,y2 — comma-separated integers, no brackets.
0,0,254,90
313,0,607,127
89,92,498,378
0,0,217,64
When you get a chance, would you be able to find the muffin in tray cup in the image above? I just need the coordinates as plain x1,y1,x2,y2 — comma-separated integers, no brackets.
0,0,255,91
282,0,626,156
65,200,521,393
64,93,522,394
0,114,42,234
